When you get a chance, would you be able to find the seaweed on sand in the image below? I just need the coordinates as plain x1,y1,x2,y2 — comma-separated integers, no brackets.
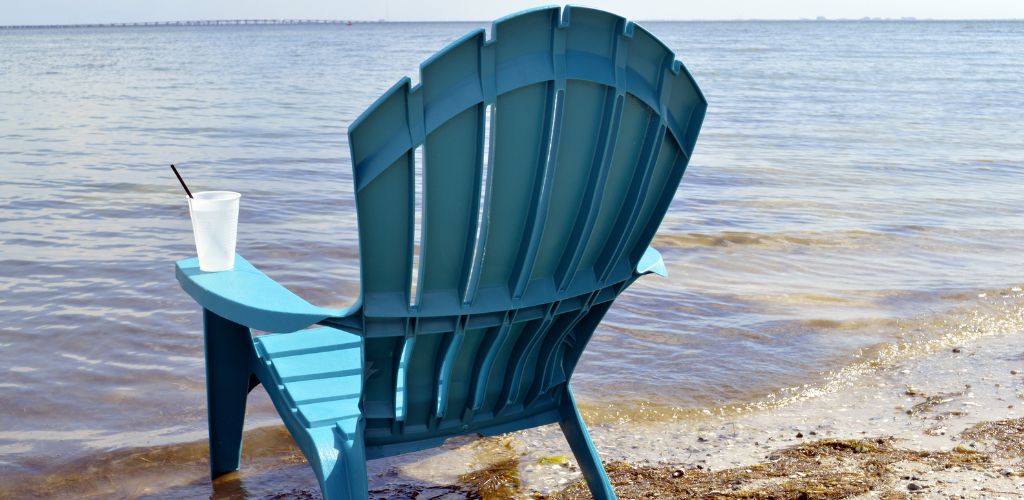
456,458,522,499
960,417,1024,458
547,438,988,499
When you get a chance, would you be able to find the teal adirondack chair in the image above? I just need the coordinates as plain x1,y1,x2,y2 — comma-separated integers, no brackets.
175,6,705,499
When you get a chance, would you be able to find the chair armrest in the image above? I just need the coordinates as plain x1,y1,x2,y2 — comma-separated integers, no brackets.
175,254,354,333
636,246,668,277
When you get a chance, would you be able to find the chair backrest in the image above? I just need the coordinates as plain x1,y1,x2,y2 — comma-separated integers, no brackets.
346,5,705,454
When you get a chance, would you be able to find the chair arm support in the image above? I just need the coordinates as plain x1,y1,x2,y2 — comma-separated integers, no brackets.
175,254,355,333
635,246,668,278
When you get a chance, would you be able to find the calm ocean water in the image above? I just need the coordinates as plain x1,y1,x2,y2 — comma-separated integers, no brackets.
1,20,1023,493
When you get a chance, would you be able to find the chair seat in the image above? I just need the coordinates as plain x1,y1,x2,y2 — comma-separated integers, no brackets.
254,327,364,429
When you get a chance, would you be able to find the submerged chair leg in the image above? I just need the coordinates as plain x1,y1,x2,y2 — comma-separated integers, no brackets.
203,309,253,479
558,384,616,500
307,419,368,500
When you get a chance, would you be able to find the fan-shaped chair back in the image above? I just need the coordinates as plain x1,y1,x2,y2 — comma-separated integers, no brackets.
345,5,705,456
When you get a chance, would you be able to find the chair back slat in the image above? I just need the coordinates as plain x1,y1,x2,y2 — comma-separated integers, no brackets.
577,96,654,274
436,325,490,421
474,83,555,304
553,91,622,292
399,330,448,433
351,83,415,316
527,81,614,292
361,336,403,421
507,88,564,302
595,123,667,283
418,106,484,310
417,33,487,312
475,320,530,416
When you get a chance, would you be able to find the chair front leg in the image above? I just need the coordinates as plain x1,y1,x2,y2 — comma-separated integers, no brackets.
203,308,253,479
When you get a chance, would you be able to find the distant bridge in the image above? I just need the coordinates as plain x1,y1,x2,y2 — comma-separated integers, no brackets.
0,19,366,30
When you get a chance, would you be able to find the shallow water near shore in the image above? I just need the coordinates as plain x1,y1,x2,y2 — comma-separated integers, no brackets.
1,19,1023,495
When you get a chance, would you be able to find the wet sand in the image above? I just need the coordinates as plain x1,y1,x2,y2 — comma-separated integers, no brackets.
4,291,1023,499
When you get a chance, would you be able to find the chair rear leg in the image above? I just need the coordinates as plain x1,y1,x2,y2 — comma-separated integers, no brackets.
557,384,616,500
203,309,253,479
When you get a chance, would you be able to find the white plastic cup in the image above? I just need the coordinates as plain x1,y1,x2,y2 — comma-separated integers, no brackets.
187,191,240,272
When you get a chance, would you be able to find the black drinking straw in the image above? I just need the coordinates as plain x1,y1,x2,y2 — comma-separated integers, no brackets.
170,164,194,199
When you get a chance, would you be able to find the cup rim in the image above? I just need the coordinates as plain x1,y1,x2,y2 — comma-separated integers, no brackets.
191,191,241,202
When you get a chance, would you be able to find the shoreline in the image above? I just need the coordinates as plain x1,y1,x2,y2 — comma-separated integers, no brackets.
4,291,1022,498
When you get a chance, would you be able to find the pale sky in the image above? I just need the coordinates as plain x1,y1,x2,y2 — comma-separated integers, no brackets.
2,0,1023,25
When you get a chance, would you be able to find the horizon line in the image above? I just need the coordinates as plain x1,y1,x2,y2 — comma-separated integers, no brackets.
2,17,1023,29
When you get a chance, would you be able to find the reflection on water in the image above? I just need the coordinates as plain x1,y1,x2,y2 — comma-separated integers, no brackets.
1,19,1023,494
